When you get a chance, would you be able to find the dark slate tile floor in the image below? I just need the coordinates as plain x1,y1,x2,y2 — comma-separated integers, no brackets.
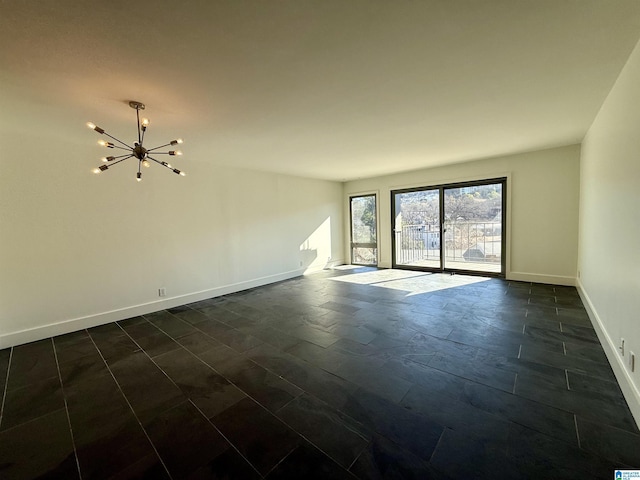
1,266,639,479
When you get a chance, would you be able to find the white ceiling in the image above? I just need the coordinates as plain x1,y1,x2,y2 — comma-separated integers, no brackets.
1,0,640,182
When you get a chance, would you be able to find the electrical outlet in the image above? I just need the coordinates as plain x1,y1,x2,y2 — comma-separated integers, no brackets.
158,288,166,297
620,338,625,356
630,351,636,372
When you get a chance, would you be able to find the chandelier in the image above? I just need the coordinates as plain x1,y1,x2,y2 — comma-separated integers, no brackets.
87,101,185,182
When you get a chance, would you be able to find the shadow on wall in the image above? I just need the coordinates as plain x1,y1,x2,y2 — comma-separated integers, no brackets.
299,217,333,273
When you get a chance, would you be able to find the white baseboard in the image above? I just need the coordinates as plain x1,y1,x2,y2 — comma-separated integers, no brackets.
0,268,304,349
507,271,576,286
301,259,346,275
343,267,574,286
577,279,640,429
324,259,346,269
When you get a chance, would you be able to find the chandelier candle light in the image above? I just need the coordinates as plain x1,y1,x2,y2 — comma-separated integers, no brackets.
87,101,185,182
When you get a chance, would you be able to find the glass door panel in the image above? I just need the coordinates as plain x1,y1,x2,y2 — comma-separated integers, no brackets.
443,182,503,274
350,194,377,265
393,189,441,269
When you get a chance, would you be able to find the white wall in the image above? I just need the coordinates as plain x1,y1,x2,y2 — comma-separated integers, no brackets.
0,131,344,348
578,38,640,423
344,145,581,285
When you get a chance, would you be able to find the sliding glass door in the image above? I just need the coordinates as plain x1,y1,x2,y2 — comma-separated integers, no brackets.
392,178,505,276
443,182,504,274
393,189,441,269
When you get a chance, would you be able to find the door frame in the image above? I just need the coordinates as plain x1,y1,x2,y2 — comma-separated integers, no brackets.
349,193,379,266
391,177,506,277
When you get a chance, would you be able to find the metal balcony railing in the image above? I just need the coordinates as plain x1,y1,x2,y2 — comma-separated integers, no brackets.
395,222,502,267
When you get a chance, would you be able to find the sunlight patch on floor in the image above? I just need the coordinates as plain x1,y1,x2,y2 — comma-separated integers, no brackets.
330,268,491,296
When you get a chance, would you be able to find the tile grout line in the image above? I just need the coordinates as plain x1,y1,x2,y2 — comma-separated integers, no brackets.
186,399,264,478
346,442,368,472
428,426,448,464
263,445,298,478
268,390,369,475
274,394,300,414
0,347,13,429
85,331,175,480
51,338,83,480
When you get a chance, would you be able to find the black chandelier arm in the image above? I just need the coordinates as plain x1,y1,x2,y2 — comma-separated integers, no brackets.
146,143,174,152
102,131,133,150
146,155,172,168
147,155,185,176
108,153,134,161
103,155,134,168
146,138,182,152
108,144,133,152
88,122,133,150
